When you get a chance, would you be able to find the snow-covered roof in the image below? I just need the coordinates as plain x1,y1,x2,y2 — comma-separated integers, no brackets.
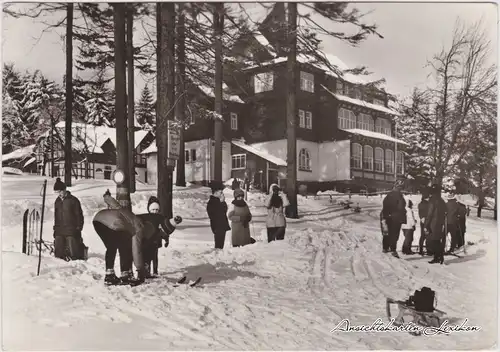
232,140,287,166
321,85,400,116
2,144,36,162
254,30,277,56
341,129,409,146
141,140,157,155
196,82,245,104
242,54,383,86
40,122,151,154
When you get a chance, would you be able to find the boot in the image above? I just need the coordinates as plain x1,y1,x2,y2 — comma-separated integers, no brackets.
104,270,122,286
391,251,400,258
428,255,444,264
120,270,134,284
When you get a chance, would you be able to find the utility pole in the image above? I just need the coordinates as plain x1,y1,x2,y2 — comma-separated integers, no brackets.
64,3,73,187
126,4,136,193
213,2,224,182
113,3,131,210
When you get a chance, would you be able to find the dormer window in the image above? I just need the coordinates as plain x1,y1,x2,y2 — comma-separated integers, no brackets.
254,72,274,93
354,88,362,100
300,71,314,93
336,80,344,94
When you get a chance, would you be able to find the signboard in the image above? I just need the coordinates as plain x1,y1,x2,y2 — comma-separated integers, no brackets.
167,120,181,160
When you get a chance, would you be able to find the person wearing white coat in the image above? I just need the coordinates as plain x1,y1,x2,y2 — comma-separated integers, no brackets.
401,199,417,254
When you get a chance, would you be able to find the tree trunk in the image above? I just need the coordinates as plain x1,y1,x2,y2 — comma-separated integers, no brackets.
156,2,175,219
50,117,54,177
113,3,131,210
64,3,73,187
175,4,186,187
126,4,136,193
285,2,298,219
213,3,224,182
494,177,497,221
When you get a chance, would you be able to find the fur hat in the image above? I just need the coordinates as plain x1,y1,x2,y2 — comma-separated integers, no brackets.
147,196,160,211
233,188,244,198
53,177,66,191
209,180,225,193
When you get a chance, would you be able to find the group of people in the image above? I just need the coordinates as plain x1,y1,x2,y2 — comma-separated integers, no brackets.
52,178,182,286
206,181,290,249
52,177,291,286
381,180,467,264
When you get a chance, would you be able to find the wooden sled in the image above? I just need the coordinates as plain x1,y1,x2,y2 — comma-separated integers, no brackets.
386,297,446,336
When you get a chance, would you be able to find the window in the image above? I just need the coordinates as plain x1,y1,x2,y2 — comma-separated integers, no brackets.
230,112,238,130
298,148,311,171
363,145,373,171
232,154,246,169
385,149,394,174
344,84,352,97
375,118,392,136
299,109,312,129
254,72,274,93
336,80,343,94
357,113,374,131
373,98,384,106
354,88,363,100
185,149,197,163
338,108,356,130
374,147,384,172
396,151,404,175
352,143,362,169
300,71,314,93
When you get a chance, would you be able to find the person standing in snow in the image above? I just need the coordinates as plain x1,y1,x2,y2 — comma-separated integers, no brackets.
424,183,448,264
265,183,290,242
228,188,253,247
457,201,467,247
445,193,467,253
53,177,86,260
401,199,417,254
137,196,182,277
206,181,231,249
92,191,148,286
418,192,430,255
381,180,407,257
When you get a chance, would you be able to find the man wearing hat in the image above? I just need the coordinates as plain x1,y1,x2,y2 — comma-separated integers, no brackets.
381,180,407,257
53,177,85,260
206,181,231,249
424,183,448,264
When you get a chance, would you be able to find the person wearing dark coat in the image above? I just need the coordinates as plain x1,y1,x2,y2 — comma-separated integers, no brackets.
418,193,431,255
92,192,151,286
53,178,86,260
231,178,240,191
228,188,253,247
265,183,290,242
424,184,448,264
381,180,407,258
446,194,463,253
207,181,231,249
457,202,467,247
137,196,182,277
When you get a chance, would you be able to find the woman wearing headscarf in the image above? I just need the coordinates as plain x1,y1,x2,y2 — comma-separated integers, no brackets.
265,183,290,242
228,188,253,247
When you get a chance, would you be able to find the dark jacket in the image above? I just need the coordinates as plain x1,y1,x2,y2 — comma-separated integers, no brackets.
228,199,252,247
207,195,231,234
137,213,177,248
424,194,447,240
446,199,461,225
457,202,467,233
54,191,84,237
382,189,407,224
418,199,429,221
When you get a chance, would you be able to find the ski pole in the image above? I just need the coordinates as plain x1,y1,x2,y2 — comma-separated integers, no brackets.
37,180,47,276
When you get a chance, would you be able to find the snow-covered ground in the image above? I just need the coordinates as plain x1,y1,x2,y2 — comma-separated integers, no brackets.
2,175,498,350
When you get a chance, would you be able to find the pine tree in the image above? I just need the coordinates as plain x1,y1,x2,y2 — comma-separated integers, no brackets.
136,85,155,129
84,71,113,126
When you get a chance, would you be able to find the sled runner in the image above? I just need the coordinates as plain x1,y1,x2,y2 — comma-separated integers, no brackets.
386,287,445,336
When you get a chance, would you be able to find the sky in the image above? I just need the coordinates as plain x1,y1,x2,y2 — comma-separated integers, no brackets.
1,1,498,101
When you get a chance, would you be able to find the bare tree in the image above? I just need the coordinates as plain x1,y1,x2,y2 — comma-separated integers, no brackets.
400,19,497,186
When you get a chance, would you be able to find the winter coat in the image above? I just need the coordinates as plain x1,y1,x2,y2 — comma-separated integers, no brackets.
206,195,231,234
137,213,177,249
382,189,407,225
401,205,416,230
231,179,240,191
457,202,467,233
228,199,252,247
265,183,290,228
418,199,429,223
423,195,447,241
93,206,150,274
54,191,84,237
446,199,463,226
